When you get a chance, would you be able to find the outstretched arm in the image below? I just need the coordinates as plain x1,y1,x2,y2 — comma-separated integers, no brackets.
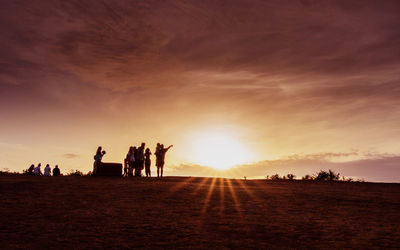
166,145,173,152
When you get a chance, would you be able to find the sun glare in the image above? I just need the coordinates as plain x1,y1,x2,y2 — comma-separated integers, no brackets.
188,131,252,170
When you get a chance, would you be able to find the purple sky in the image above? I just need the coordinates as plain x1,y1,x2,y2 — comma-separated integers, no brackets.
1,0,400,181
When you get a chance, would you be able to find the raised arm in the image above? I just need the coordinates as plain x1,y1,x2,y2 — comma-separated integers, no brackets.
166,145,173,152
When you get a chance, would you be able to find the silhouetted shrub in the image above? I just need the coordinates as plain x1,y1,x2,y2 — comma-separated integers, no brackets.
315,169,340,181
315,170,329,181
267,170,362,183
67,170,84,176
0,169,20,176
286,174,296,180
270,174,281,180
302,174,313,180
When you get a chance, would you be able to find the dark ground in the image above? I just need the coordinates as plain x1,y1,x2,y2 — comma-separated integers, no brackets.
0,176,399,249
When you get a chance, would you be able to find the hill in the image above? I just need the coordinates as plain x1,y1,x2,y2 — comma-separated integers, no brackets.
1,176,399,248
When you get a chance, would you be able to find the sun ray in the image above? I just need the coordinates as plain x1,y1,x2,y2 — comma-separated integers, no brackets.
201,178,217,214
168,177,194,194
233,178,259,201
196,178,217,230
192,177,212,196
226,179,251,232
218,178,225,215
229,168,260,201
226,179,243,217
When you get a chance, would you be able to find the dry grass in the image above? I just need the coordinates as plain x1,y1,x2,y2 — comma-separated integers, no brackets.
1,176,399,249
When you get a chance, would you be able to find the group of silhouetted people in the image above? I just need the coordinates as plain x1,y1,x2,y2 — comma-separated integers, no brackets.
27,163,61,176
123,143,173,178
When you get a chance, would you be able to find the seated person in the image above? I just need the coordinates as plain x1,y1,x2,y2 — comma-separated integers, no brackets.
44,164,51,176
53,165,61,177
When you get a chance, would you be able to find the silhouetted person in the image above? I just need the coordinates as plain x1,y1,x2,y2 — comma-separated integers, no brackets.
52,165,60,176
34,163,42,176
28,164,35,175
157,144,173,178
155,143,161,173
128,146,136,177
44,164,51,176
144,148,152,177
155,143,161,155
135,143,145,177
93,146,106,176
123,155,128,177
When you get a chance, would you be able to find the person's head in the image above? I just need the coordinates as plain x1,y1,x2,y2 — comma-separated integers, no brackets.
161,144,164,149
46,164,49,167
97,146,102,154
129,146,134,153
101,150,106,155
30,164,34,168
145,148,150,153
55,165,58,169
38,163,41,167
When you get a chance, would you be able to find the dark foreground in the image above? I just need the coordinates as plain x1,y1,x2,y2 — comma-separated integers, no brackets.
1,176,399,249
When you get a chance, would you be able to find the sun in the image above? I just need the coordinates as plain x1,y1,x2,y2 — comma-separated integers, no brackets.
188,131,252,170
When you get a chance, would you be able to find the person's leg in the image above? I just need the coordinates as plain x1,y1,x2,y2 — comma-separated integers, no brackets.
157,167,159,178
161,161,165,177
138,160,142,176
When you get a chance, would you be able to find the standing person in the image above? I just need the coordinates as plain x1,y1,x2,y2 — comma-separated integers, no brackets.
157,144,173,178
34,163,42,176
135,143,145,177
44,164,51,176
155,143,161,174
123,154,128,177
128,146,136,177
53,165,60,176
27,164,35,175
134,145,142,177
93,146,106,176
144,148,152,177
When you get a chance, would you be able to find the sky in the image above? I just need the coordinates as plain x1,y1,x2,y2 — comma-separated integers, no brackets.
1,0,400,182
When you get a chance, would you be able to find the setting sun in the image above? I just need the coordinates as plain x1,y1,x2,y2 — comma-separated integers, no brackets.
188,131,252,170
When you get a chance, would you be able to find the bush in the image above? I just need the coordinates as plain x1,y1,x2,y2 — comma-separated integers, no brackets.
266,174,295,181
302,174,313,180
315,169,340,181
270,174,281,180
286,174,296,180
67,170,84,176
266,170,362,183
0,169,20,176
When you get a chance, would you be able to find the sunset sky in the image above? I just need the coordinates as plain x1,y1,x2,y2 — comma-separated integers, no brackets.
1,0,400,181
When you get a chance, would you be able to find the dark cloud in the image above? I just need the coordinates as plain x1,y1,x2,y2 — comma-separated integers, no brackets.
1,0,400,90
63,153,78,159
